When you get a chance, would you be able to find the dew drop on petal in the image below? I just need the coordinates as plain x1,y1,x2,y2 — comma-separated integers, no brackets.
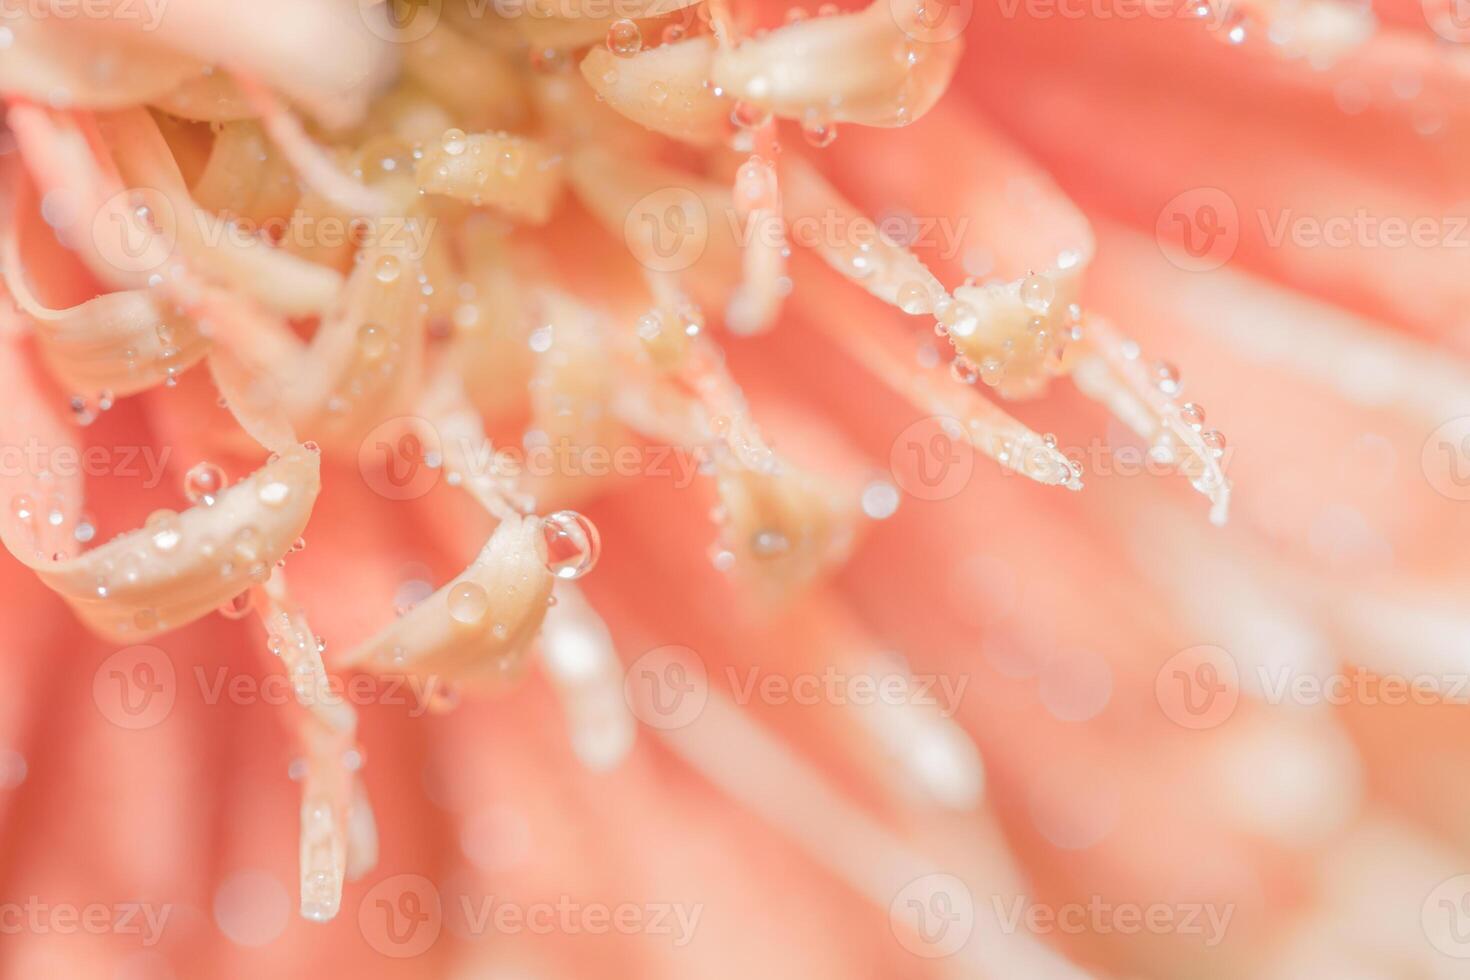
751,529,790,558
146,510,181,552
606,19,642,57
949,302,978,338
374,255,401,283
897,281,931,315
1020,273,1053,313
441,128,467,156
357,323,388,359
1152,360,1182,396
184,461,226,505
448,581,490,625
731,101,771,129
219,591,253,620
541,510,600,580
257,481,291,508
802,120,837,148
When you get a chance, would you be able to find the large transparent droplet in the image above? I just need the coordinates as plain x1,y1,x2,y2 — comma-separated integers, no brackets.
541,510,601,580
184,461,226,505
447,581,490,625
606,19,642,57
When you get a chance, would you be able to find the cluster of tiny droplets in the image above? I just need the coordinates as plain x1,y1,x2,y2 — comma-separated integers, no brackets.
1116,341,1228,464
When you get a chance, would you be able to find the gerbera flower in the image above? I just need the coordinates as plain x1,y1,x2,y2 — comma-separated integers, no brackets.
0,0,1463,976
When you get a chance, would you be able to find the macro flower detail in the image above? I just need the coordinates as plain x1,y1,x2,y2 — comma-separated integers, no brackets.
0,0,1462,976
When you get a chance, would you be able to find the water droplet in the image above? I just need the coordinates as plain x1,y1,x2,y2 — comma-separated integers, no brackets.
1218,8,1247,43
948,302,978,338
441,128,467,156
258,481,291,508
529,46,566,72
1152,361,1181,396
1020,273,1053,313
1180,403,1206,428
184,462,226,505
233,525,263,561
802,120,837,148
751,529,790,558
861,480,900,519
357,323,388,359
448,581,490,625
10,495,33,522
146,510,181,552
897,281,931,315
709,546,736,571
731,101,771,129
950,356,979,385
425,683,461,714
1200,430,1227,454
219,591,253,619
374,255,401,284
606,19,642,57
541,510,601,580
